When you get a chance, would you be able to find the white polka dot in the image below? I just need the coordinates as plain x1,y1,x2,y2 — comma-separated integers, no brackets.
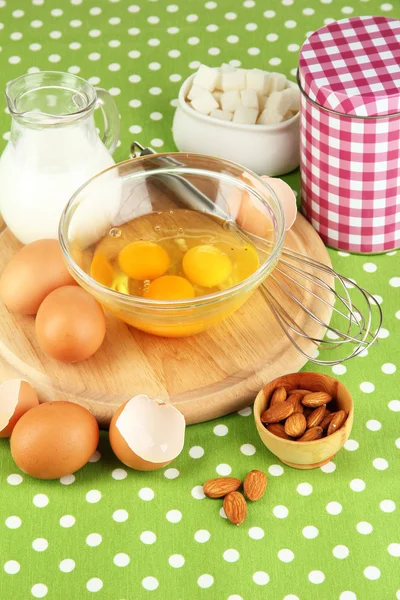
51,9,63,16
148,38,160,47
60,474,75,485
264,9,276,17
285,20,297,28
333,545,349,559
237,407,252,416
8,56,21,64
363,262,377,273
150,138,164,147
216,463,232,476
4,560,20,574
31,584,48,598
268,464,284,476
380,499,396,512
147,15,159,24
240,443,256,456
360,382,374,393
396,438,400,448
356,521,373,534
88,76,100,85
227,35,239,43
332,364,347,375
167,3,179,11
108,63,120,71
197,574,214,588
389,277,400,287
297,482,313,496
377,327,389,340
350,479,366,492
388,543,400,557
189,446,204,459
269,57,282,66
86,533,102,547
90,7,102,15
244,0,255,5
339,593,357,600
129,125,142,134
69,42,81,50
371,295,383,305
205,1,217,7
248,526,264,540
308,570,325,584
68,66,81,74
321,461,336,473
220,507,227,519
86,490,101,504
129,99,142,108
142,577,159,591
112,469,127,480
283,596,300,600
59,559,75,573
381,2,393,9
273,505,288,519
187,14,198,22
382,363,396,374
164,468,179,479
12,9,24,17
191,485,205,500
206,24,218,32
59,515,75,528
303,525,319,539
166,509,182,523
194,529,211,543
140,531,156,544
359,349,369,357
31,20,43,28
113,553,130,567
112,510,128,522
248,47,261,55
108,87,120,96
29,43,41,51
225,11,237,19
149,87,162,95
253,571,270,585
128,4,140,12
33,494,48,508
223,549,240,562
303,7,315,14
389,400,400,412
364,566,380,580
129,75,141,83
208,47,220,55
326,501,342,515
342,5,354,13
278,549,294,562
344,439,359,453
373,458,388,470
7,474,23,485
288,43,300,51
169,554,185,568
32,538,48,552
128,28,140,36
10,31,23,40
148,61,161,71
168,26,179,34
213,424,228,436
188,36,200,45
86,578,103,592
396,310,400,320
89,29,101,37
48,54,61,63
70,19,82,27
366,420,381,431
108,40,121,48
246,23,258,31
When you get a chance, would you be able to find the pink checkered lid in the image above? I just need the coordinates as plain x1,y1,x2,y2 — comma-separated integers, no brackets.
299,16,400,118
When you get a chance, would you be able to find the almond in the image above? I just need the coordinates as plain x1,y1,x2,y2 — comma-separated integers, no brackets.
307,405,326,428
287,389,312,397
327,410,347,436
298,426,323,441
302,391,332,407
203,477,242,498
287,393,304,414
270,386,287,406
266,423,292,440
320,411,334,431
243,470,267,501
261,401,294,424
284,412,307,438
223,491,247,525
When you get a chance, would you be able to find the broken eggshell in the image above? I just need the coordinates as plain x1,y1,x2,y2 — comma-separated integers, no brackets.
0,379,39,438
109,394,186,471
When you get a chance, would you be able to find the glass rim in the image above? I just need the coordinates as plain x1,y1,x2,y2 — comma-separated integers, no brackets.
59,153,286,310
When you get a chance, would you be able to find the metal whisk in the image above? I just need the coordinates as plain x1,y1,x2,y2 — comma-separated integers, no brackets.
130,143,382,365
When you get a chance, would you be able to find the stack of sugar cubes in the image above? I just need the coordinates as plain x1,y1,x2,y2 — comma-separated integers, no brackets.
187,64,300,125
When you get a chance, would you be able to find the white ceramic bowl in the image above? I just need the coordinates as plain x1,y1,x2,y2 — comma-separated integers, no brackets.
172,73,300,177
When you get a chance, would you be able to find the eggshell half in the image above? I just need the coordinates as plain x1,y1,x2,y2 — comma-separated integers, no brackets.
0,379,39,438
261,176,297,231
10,401,99,479
109,395,186,471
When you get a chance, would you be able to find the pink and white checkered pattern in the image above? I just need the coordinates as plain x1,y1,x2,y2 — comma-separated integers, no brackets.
299,16,400,253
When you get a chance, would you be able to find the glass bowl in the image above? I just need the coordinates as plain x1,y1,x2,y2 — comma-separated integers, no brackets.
59,153,285,337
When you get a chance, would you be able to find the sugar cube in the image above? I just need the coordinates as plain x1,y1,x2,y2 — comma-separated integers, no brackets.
193,65,219,92
282,87,300,112
284,110,296,121
245,69,267,94
191,90,219,115
221,90,242,113
221,63,237,73
221,70,246,92
266,91,292,116
213,90,222,105
240,89,259,110
187,84,207,101
269,72,287,92
210,109,233,121
264,73,272,95
232,107,258,125
257,108,284,125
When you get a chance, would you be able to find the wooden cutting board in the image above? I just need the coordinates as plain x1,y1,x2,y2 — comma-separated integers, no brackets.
0,214,332,427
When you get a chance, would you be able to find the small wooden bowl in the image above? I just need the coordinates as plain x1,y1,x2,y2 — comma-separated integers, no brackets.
254,372,354,469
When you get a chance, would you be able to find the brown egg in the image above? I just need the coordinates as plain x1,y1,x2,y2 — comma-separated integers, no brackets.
10,401,99,479
35,286,106,362
0,379,39,438
0,239,76,315
109,395,186,471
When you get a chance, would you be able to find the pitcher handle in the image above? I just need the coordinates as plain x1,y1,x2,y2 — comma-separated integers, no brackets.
95,88,120,155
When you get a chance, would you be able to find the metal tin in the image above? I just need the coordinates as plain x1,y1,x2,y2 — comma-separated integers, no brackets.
298,16,400,253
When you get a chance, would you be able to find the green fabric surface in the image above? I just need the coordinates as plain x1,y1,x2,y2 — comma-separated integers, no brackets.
0,0,399,599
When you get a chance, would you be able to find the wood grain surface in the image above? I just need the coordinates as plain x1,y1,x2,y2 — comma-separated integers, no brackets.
0,214,333,427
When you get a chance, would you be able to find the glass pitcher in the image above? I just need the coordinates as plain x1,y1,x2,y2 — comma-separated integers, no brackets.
0,71,120,244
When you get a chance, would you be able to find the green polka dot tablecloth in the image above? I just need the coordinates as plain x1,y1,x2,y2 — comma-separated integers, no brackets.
0,0,399,599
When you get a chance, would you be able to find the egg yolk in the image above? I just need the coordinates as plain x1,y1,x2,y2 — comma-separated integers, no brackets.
119,241,170,281
182,244,232,288
90,253,114,288
144,275,195,301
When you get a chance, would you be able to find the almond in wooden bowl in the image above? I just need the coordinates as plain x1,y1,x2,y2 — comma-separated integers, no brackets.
253,372,354,469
